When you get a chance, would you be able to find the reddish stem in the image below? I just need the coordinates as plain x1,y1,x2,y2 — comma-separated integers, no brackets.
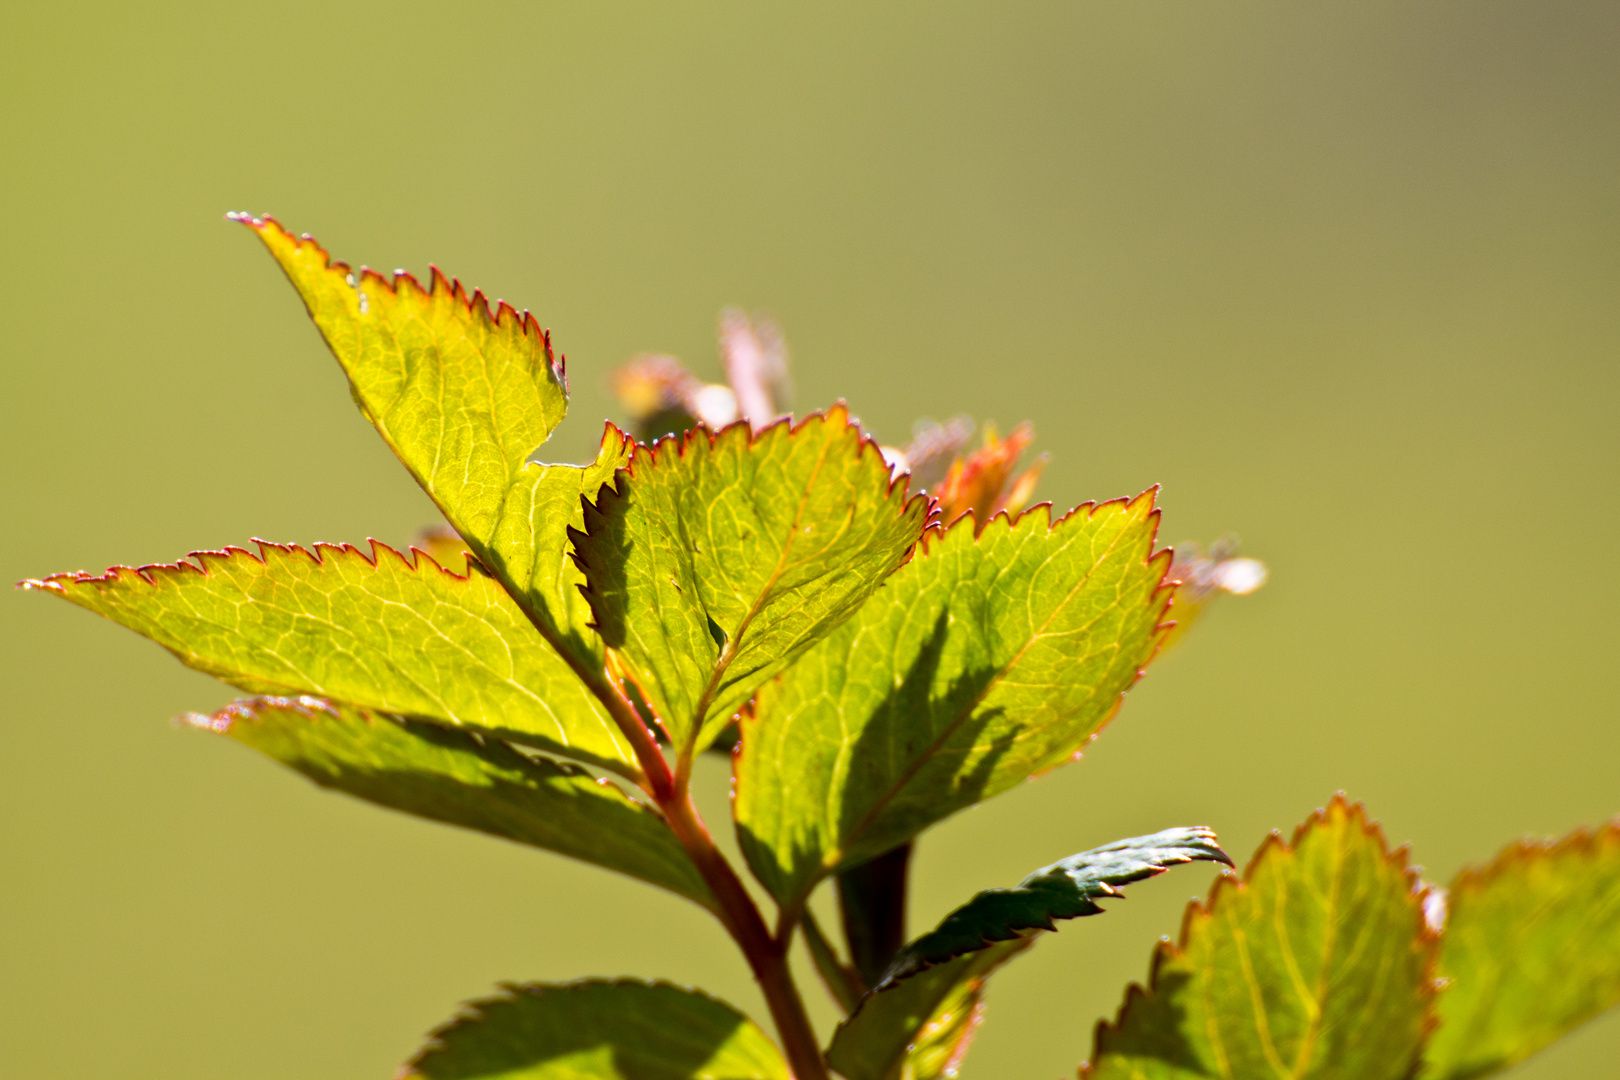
592,675,826,1080
662,791,828,1080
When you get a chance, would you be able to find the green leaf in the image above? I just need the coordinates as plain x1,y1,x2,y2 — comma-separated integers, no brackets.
236,213,566,546
735,494,1171,907
826,940,1029,1080
572,407,928,753
235,215,631,676
401,979,789,1080
802,909,864,1014
22,541,636,775
1083,796,1439,1080
879,827,1232,990
1423,818,1620,1079
190,697,712,910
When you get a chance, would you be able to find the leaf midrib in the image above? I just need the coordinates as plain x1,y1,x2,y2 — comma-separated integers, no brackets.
822,513,1139,890
686,427,840,749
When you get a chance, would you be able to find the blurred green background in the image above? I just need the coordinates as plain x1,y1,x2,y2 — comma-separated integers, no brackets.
3,2,1617,1076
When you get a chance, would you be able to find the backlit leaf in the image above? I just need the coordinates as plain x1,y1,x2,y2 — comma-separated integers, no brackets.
22,541,636,775
1423,818,1620,1079
236,215,631,676
572,408,928,753
190,697,712,910
1083,797,1438,1080
827,940,1029,1080
401,979,789,1080
735,494,1171,907
879,827,1231,990
236,214,566,546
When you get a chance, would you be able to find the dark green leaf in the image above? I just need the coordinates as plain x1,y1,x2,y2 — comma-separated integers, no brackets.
1423,818,1620,1079
1083,797,1438,1080
879,827,1231,990
191,697,712,910
736,495,1171,907
572,407,928,754
401,979,788,1080
23,541,636,774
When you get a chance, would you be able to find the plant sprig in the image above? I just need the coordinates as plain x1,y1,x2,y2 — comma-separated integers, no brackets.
21,217,1618,1080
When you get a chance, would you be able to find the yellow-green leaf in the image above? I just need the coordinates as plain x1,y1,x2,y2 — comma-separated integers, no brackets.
237,213,566,544
23,541,636,775
192,697,712,910
236,215,629,677
735,495,1170,908
402,980,789,1080
1423,819,1620,1079
1083,797,1438,1080
572,408,928,753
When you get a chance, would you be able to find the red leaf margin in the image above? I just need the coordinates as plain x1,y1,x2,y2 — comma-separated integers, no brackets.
896,489,1178,782
580,402,933,534
567,403,938,642
1445,816,1620,900
227,212,570,395
566,404,937,747
18,536,484,597
1079,793,1444,1076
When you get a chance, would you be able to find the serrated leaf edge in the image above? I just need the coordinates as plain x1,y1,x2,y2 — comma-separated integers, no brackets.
568,404,934,742
913,486,1179,689
1447,816,1620,899
831,489,1175,866
19,536,480,597
574,402,932,547
872,827,1231,993
227,212,569,394
1080,794,1443,1077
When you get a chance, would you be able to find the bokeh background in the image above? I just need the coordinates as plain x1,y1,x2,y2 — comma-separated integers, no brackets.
3,3,1617,1077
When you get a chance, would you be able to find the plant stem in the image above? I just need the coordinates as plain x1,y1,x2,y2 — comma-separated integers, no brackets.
836,842,913,988
595,675,676,801
662,791,829,1080
585,672,825,1077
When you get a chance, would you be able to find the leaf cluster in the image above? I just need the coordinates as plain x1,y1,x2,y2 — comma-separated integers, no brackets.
21,218,1619,1080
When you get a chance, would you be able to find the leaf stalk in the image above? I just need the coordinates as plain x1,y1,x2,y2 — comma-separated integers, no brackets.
660,790,829,1080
